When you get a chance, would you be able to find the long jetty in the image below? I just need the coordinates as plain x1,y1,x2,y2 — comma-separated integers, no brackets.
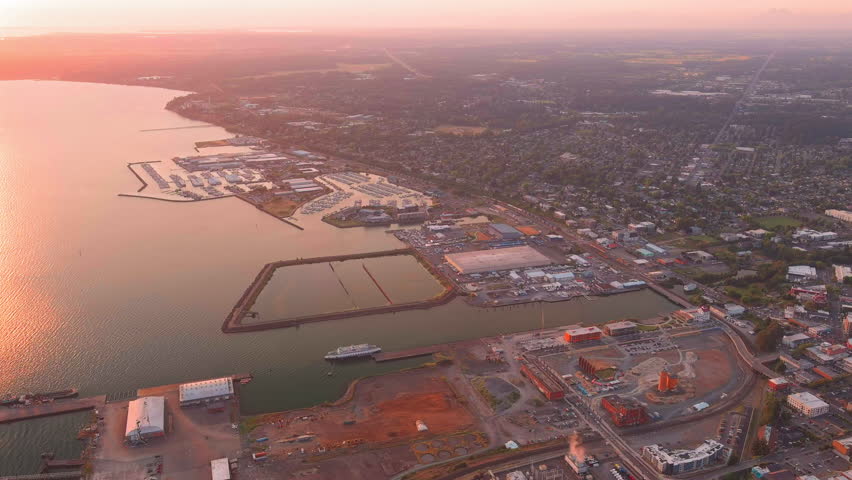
140,124,217,132
0,395,105,424
362,263,393,304
0,472,81,480
126,161,160,192
222,248,457,333
373,345,444,362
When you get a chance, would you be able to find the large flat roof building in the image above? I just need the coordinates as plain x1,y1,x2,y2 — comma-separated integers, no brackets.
642,440,728,475
488,223,523,240
787,392,829,417
125,396,165,443
179,377,234,407
445,246,553,274
603,321,638,336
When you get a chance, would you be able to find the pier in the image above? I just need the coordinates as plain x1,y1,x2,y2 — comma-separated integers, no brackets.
0,472,81,480
140,124,217,132
0,395,105,424
42,460,84,471
373,346,444,362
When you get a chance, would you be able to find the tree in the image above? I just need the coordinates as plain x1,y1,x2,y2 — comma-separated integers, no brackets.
760,393,780,425
755,321,784,353
752,438,771,456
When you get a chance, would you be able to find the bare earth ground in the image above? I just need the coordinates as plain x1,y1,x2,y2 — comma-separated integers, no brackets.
92,384,240,480
259,197,302,217
240,365,482,480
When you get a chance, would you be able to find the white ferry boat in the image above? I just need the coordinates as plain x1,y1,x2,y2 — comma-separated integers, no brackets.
324,344,381,361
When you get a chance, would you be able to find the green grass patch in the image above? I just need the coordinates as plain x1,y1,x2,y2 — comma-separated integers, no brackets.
471,377,499,410
754,216,801,229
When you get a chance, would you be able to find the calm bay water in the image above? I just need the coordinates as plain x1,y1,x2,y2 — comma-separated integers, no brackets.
0,81,677,473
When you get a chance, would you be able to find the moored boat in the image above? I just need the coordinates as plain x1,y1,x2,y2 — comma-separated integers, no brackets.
324,344,381,361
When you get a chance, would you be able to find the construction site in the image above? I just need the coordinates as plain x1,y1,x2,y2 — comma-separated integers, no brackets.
237,366,484,480
536,328,746,424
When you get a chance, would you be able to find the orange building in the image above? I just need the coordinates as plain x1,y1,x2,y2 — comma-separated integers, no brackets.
564,327,603,343
658,369,679,392
516,225,542,236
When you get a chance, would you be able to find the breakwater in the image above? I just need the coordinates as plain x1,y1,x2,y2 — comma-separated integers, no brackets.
222,248,457,333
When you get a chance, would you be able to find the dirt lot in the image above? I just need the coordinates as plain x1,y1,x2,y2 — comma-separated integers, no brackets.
690,349,733,396
240,366,483,480
250,366,477,457
259,197,302,217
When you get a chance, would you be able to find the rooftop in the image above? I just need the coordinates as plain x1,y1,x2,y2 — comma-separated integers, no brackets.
566,326,603,336
445,246,553,274
789,391,829,408
179,377,234,403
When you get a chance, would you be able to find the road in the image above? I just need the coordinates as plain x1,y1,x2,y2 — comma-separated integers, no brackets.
714,50,776,146
384,48,431,78
709,50,777,181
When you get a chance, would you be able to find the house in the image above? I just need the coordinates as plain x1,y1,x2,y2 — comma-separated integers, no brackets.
683,251,714,264
745,229,771,238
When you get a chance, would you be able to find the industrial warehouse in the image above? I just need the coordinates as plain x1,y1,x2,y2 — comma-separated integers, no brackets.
179,377,235,408
125,396,166,443
444,245,553,274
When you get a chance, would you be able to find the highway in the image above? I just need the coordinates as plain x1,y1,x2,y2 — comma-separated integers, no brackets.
709,50,777,181
384,48,431,78
714,50,776,146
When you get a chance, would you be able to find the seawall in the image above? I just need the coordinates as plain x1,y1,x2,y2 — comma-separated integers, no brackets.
222,248,457,333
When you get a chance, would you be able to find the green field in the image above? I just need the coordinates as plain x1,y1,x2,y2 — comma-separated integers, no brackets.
754,216,801,229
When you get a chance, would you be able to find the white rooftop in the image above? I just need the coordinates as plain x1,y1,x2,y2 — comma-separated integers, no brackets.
211,458,231,480
788,265,817,277
789,391,828,408
179,377,234,403
125,396,165,438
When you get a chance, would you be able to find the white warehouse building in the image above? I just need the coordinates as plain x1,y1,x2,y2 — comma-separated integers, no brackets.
125,396,166,443
179,377,234,408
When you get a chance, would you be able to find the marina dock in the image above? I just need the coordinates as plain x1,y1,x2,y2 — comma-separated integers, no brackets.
0,395,105,424
373,346,445,362
43,460,84,470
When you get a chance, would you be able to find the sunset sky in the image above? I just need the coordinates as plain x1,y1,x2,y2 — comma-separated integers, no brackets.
2,0,852,31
